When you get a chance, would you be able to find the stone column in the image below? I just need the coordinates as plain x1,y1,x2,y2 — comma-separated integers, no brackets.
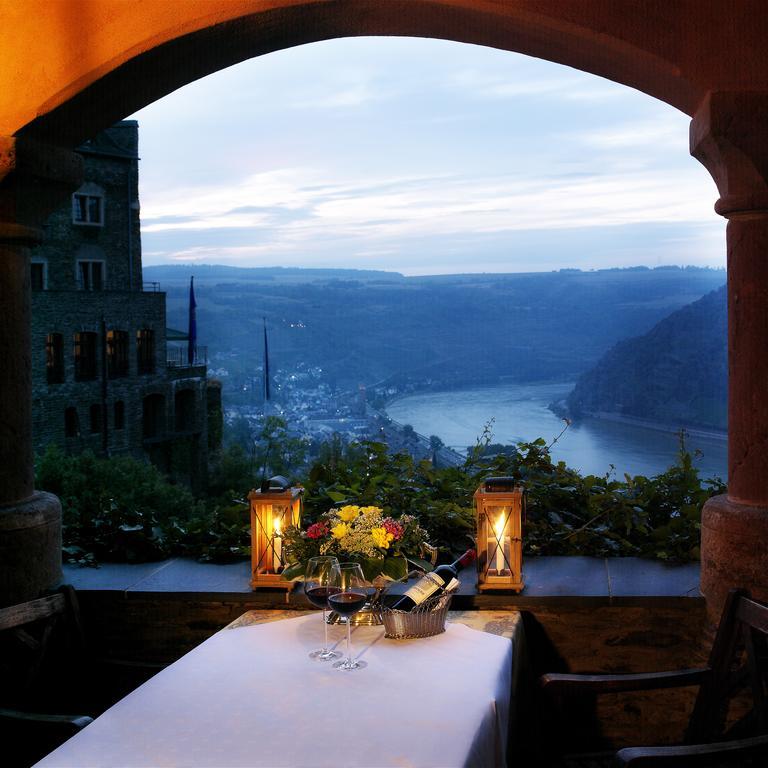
691,92,768,621
0,135,81,606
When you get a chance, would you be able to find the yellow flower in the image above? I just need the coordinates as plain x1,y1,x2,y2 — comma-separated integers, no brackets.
371,527,394,549
338,505,361,522
331,522,349,540
360,506,382,515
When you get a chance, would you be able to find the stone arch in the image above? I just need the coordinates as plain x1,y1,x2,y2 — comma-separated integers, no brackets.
2,1,744,149
3,1,768,612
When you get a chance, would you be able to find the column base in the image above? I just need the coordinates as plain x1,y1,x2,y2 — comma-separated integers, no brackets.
0,491,61,607
701,494,768,622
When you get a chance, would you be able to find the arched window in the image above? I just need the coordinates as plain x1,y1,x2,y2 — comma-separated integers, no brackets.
137,329,155,374
72,182,104,226
46,333,65,384
31,259,47,291
175,389,196,432
114,401,125,430
142,394,166,439
75,245,106,291
64,407,79,438
107,330,129,378
73,331,98,380
89,404,102,434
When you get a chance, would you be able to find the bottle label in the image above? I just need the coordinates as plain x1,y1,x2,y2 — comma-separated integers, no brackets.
403,572,445,605
444,577,460,593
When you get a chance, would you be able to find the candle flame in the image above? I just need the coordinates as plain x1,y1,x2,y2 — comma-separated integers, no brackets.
494,513,505,538
273,518,282,536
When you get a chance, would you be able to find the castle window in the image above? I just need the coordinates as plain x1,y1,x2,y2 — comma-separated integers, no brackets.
77,260,104,291
31,261,47,291
89,404,102,434
142,393,166,439
72,193,103,225
46,333,65,384
73,331,98,381
64,407,79,438
107,330,129,378
137,329,155,374
175,389,196,432
114,401,125,430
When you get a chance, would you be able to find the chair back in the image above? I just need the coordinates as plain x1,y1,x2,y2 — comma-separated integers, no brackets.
687,589,768,743
0,586,84,708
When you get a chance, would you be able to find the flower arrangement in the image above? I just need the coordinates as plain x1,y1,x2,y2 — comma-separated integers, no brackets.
281,505,433,581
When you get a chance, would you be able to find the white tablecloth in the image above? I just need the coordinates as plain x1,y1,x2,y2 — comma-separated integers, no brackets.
36,614,513,768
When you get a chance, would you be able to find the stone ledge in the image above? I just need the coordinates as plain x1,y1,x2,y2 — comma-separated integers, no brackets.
63,555,701,609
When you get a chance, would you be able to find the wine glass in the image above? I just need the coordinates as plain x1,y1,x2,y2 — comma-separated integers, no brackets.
304,556,341,661
330,562,369,671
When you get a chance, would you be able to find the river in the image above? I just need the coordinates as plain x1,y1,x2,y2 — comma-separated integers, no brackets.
385,383,728,480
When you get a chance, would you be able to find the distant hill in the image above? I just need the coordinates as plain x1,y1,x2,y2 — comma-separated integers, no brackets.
144,264,726,398
565,285,727,430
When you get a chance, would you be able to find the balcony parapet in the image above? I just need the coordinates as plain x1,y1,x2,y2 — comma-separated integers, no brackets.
167,346,207,369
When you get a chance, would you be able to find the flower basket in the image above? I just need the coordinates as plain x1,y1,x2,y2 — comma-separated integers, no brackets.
281,505,435,583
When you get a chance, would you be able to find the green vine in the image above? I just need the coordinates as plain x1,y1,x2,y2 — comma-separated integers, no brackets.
37,427,725,566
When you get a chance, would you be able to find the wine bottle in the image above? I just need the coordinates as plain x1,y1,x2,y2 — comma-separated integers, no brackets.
390,549,475,611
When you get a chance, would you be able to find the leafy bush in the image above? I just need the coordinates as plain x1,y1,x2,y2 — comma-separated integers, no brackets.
37,445,252,565
302,432,725,563
37,429,725,566
37,445,203,564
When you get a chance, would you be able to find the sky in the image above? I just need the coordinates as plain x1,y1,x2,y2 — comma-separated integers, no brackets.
130,37,725,276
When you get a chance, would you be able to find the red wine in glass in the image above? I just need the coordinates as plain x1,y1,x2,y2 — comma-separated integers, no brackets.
332,563,369,671
328,591,367,616
304,556,341,661
306,586,341,609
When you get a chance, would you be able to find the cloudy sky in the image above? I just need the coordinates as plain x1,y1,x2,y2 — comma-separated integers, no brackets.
130,37,725,276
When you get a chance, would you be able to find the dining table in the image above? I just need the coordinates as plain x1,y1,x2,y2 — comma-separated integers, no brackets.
35,609,521,768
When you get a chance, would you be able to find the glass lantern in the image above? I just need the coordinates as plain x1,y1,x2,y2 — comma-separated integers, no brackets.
474,478,524,592
248,480,303,591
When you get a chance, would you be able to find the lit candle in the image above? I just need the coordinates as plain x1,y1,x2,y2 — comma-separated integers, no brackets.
273,517,282,572
494,514,505,573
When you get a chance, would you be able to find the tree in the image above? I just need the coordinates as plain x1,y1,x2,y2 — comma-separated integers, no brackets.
253,416,308,480
429,435,444,467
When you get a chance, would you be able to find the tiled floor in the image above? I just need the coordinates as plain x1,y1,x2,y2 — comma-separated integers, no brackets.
63,556,700,599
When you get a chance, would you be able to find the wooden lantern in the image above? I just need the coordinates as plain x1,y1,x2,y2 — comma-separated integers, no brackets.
474,477,524,592
248,480,303,590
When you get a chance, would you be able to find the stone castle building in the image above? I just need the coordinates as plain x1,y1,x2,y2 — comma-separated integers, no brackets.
29,121,221,486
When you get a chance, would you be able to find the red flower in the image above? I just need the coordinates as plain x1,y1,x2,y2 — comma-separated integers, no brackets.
307,521,330,540
383,518,404,541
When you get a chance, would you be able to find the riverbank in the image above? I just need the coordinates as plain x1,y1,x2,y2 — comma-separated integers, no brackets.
549,398,727,442
386,383,728,479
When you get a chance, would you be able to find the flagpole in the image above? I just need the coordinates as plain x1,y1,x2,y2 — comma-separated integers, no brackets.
187,275,197,366
263,317,270,403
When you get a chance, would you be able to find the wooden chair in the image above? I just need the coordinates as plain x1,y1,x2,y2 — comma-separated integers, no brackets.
539,589,768,766
0,585,93,767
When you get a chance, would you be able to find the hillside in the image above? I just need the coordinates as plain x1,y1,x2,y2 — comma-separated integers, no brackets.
565,285,727,430
145,264,726,398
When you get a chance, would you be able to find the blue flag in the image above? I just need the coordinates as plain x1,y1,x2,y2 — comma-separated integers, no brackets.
187,276,197,365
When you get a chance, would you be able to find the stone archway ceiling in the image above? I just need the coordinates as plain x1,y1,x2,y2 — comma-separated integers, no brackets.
3,0,767,148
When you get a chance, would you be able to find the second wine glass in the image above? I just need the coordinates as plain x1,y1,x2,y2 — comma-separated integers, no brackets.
304,556,341,661
329,562,369,671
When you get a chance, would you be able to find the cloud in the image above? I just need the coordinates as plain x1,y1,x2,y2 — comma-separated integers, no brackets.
447,68,625,102
289,83,377,109
141,161,719,272
574,116,688,150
